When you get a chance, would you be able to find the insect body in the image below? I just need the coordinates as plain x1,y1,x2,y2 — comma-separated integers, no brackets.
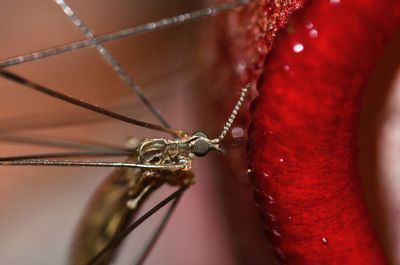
69,130,216,262
130,131,223,210
0,65,250,264
68,82,250,264
0,1,252,263
70,132,224,265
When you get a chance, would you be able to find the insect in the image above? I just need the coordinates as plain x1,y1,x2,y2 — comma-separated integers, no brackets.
0,0,251,264
0,69,250,263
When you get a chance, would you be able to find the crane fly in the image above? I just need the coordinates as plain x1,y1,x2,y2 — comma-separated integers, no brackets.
0,0,251,264
0,68,250,264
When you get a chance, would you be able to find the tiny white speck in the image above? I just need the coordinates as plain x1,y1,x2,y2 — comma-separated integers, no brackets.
272,229,281,237
231,127,244,138
283,65,290,71
322,237,329,244
267,195,275,204
309,29,318,38
293,43,304,53
330,0,340,5
305,22,314,29
236,61,247,74
279,158,284,162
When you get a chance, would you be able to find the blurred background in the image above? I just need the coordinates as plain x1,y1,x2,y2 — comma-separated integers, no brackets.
0,1,400,265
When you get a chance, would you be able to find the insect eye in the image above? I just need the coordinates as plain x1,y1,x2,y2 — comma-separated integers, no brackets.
192,138,210,157
193,131,208,139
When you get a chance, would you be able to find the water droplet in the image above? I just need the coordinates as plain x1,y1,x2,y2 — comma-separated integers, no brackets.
330,0,340,5
305,21,314,29
309,29,318,38
231,126,244,138
322,237,328,245
236,61,247,74
283,64,290,72
288,216,292,220
279,158,284,162
247,168,253,174
293,43,304,53
263,172,270,178
267,195,275,204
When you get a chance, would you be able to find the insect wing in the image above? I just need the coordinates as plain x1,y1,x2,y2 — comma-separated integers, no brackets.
69,155,146,265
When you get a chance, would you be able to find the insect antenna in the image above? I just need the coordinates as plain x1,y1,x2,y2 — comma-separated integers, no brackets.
217,83,251,142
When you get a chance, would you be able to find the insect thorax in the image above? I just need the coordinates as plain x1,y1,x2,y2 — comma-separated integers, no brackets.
138,138,193,170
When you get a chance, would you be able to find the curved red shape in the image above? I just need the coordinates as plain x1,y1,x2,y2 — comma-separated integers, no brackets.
248,0,400,264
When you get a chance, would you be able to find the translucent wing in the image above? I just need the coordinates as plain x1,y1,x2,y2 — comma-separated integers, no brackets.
68,155,152,265
69,153,194,265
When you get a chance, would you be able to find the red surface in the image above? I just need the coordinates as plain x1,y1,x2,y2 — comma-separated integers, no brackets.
210,1,305,263
215,0,304,84
248,0,400,264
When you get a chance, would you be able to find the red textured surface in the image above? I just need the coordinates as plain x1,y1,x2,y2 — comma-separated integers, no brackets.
214,0,304,88
248,0,400,264
209,1,305,263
